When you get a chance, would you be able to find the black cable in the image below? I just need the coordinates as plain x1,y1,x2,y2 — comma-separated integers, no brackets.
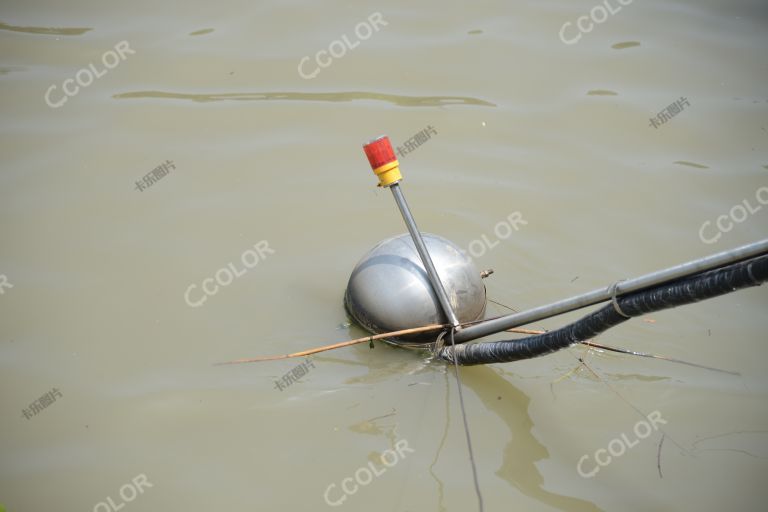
439,254,768,366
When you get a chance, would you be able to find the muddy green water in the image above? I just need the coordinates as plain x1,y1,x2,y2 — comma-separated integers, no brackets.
1,1,767,511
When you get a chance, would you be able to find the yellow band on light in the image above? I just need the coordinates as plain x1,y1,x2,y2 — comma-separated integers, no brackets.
373,160,402,187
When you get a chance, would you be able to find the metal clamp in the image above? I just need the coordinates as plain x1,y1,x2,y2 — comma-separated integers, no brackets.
609,280,631,318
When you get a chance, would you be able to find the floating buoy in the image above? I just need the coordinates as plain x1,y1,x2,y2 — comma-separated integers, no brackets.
344,232,487,346
219,135,768,367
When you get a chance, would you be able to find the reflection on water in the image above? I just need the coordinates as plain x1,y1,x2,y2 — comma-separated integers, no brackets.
113,90,497,107
611,41,641,50
674,160,710,169
429,371,451,512
189,28,215,36
349,408,398,450
0,20,91,36
0,66,23,75
690,430,768,459
464,367,602,512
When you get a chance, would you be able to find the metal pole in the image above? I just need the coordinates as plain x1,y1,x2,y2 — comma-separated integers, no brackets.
389,182,461,327
454,238,768,343
362,135,461,328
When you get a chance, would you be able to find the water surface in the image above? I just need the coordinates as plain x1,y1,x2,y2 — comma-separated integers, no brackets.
1,1,767,511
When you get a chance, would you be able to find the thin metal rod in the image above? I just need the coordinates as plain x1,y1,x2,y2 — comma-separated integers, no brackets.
389,183,461,327
454,238,768,343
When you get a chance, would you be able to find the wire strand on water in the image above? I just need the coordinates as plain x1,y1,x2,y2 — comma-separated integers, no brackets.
448,328,484,511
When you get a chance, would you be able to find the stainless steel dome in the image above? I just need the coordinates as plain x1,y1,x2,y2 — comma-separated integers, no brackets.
344,233,487,346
